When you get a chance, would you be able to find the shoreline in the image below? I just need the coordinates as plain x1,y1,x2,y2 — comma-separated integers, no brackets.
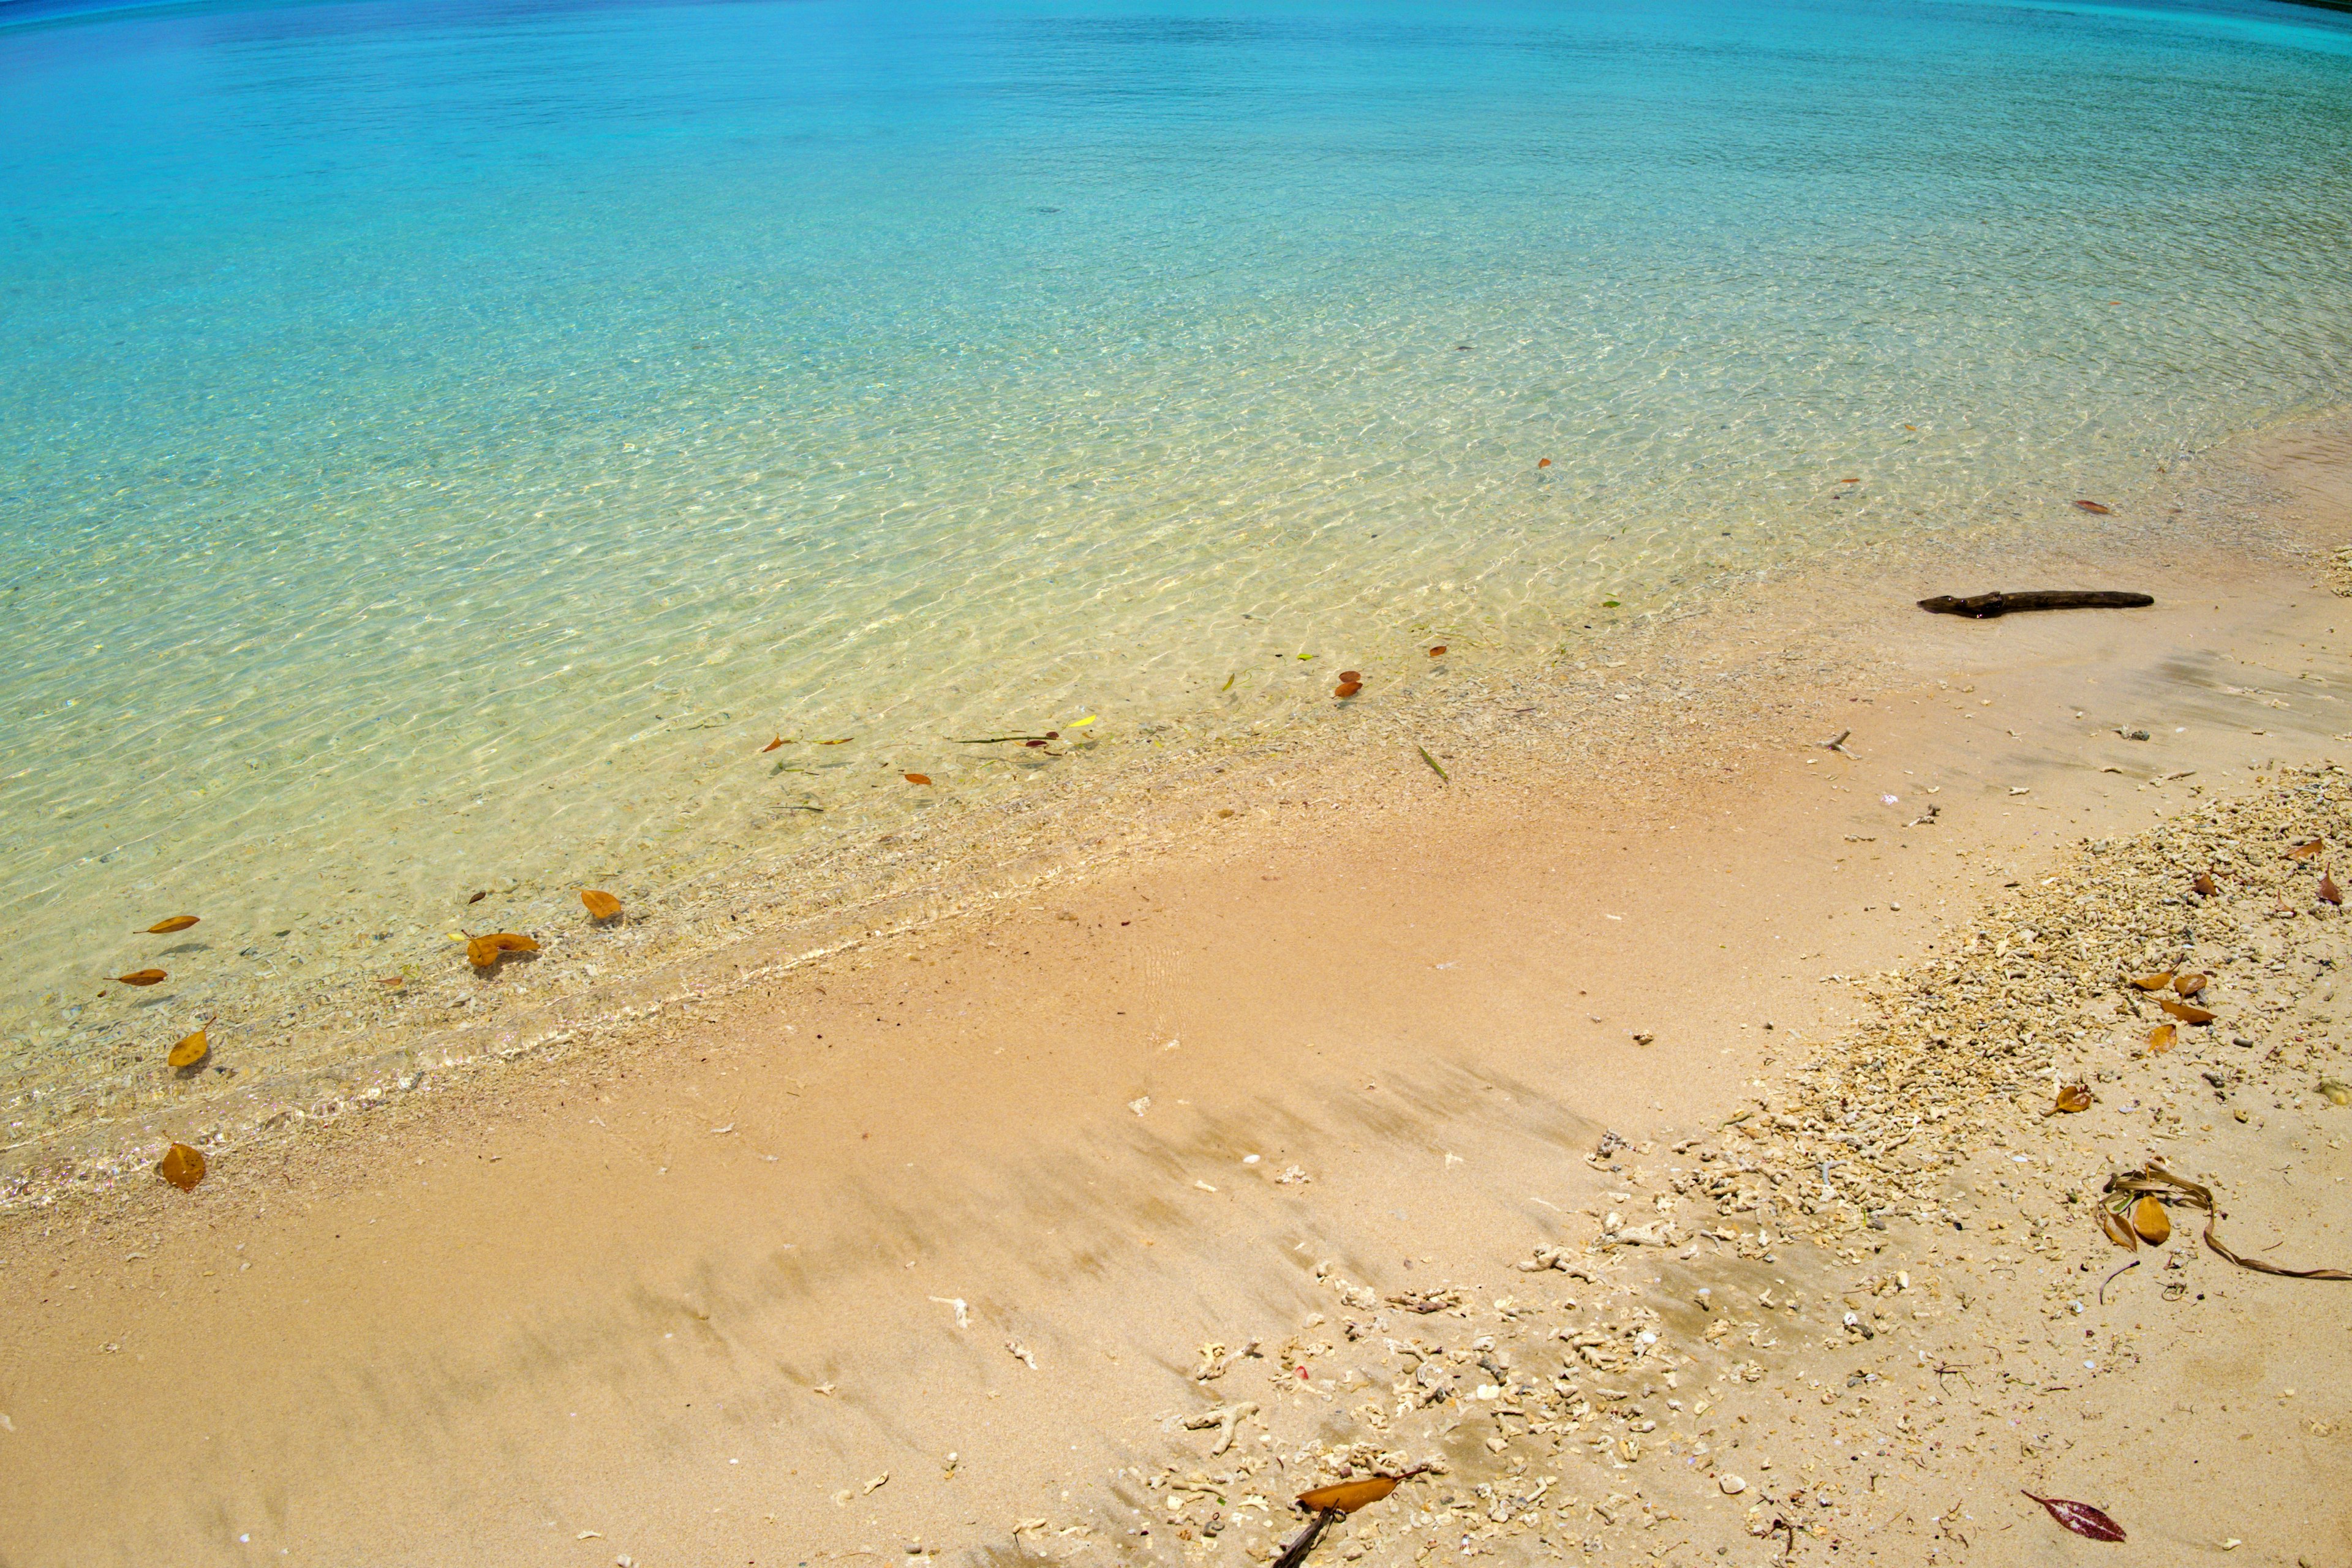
1,413,2349,1563
8,406,2344,1207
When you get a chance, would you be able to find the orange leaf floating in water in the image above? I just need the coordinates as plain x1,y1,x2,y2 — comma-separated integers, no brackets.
2321,873,2343,906
2147,1022,2177,1053
1297,1477,1400,1514
2131,1193,2171,1245
157,1142,206,1192
2074,500,2113,514
2129,971,2174,991
145,916,199,934
904,772,932,787
2290,838,2324,859
466,935,503,969
2173,973,2206,997
1536,458,1551,469
2192,871,2218,897
581,889,623,921
1024,739,1047,748
761,737,785,753
1427,645,1447,658
2159,998,2214,1024
1335,681,1362,699
2053,1082,2091,1113
1839,477,1860,484
1338,670,1362,683
116,970,167,987
491,933,538,954
167,1030,209,1069
467,890,487,905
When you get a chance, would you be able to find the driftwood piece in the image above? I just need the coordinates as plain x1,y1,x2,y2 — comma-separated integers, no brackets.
1918,590,2154,619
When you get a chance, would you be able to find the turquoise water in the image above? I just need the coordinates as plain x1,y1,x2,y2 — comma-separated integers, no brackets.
4,0,2350,1166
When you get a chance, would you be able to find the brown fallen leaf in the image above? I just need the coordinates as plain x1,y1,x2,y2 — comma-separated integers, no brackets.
116,970,167,987
2321,873,2343,907
2131,1194,2171,1245
157,1142,206,1192
467,889,488,905
1297,1477,1398,1514
1536,458,1551,468
2193,871,2218,897
465,935,503,968
2173,973,2207,997
2129,971,2175,991
2159,998,2215,1024
1427,645,1447,657
2147,1022,2177,1053
1338,670,1362,683
379,974,405,988
904,772,933,787
491,933,538,954
2290,837,2324,859
2053,1083,2092,1113
761,737,785,753
581,889,623,921
2022,1493,2125,1542
167,1030,208,1069
2073,499,2113,514
2106,1161,2352,1281
145,916,199,934
1334,681,1362,699
2095,1203,2138,1252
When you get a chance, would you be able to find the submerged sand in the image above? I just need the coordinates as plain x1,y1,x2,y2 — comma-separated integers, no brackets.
2,416,2350,1565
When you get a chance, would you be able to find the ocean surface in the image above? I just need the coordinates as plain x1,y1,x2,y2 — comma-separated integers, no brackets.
3,0,2350,1180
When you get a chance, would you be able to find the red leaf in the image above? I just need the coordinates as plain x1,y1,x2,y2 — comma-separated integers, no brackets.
2022,1493,2125,1542
2074,499,2113,514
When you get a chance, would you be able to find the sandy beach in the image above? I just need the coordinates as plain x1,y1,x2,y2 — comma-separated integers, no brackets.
4,416,2351,1566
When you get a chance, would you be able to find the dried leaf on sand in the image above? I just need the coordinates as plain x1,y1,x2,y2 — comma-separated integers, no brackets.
116,969,167,986
2052,1083,2092,1113
1297,1477,1399,1513
2106,1162,2352,1281
167,1030,208,1069
2022,1493,2125,1542
145,916,199,934
580,889,623,921
2158,998,2214,1024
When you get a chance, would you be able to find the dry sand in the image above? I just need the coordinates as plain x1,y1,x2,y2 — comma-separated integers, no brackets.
4,418,2351,1567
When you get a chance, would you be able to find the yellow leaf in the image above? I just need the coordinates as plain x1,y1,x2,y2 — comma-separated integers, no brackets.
1297,1476,1399,1514
167,1030,209,1069
157,1143,206,1192
2131,1194,2171,1245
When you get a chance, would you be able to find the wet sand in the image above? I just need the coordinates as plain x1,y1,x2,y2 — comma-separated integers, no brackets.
2,418,2350,1566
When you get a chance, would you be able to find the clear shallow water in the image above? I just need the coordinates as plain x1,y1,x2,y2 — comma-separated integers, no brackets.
2,0,2350,1167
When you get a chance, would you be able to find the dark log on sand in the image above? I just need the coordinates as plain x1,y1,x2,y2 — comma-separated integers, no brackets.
1918,590,2154,619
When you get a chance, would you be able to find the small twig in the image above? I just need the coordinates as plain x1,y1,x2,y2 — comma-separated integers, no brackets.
2098,1259,2139,1305
1272,1509,1342,1568
1822,728,1858,757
